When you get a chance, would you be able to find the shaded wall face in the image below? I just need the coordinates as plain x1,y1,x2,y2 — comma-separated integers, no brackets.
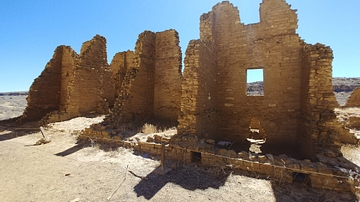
112,31,156,124
178,40,218,139
206,2,302,146
110,51,135,100
154,30,182,121
22,47,64,121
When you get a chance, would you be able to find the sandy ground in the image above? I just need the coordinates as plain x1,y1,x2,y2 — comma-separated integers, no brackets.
0,95,27,121
0,95,359,201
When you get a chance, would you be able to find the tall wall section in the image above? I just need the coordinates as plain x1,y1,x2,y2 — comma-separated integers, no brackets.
300,44,342,160
66,35,112,115
59,47,79,112
177,40,218,138
206,1,303,147
109,30,182,126
22,46,73,121
111,31,156,124
110,50,135,102
154,30,182,121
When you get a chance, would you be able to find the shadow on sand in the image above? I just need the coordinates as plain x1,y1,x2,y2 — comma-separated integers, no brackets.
55,143,84,157
134,165,229,200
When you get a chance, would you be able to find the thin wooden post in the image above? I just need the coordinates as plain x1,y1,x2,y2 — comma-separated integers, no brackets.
161,143,165,170
154,143,171,175
40,126,50,141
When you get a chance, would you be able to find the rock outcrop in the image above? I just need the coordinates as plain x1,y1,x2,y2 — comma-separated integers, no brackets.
345,87,360,107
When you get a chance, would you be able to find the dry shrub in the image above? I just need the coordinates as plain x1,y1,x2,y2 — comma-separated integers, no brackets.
141,123,162,134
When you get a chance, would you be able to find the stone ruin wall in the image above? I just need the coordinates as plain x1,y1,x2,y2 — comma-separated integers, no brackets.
112,31,156,124
154,30,182,121
345,87,360,107
66,35,113,116
22,46,71,121
20,0,359,192
22,35,114,124
299,43,341,160
22,0,348,160
177,0,344,160
177,39,218,139
179,1,303,147
109,30,182,126
110,50,136,102
215,1,301,148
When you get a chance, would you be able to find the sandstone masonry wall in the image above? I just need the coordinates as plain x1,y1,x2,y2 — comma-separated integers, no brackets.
22,35,114,124
22,46,69,121
59,47,79,112
299,44,341,160
179,0,342,159
180,1,303,149
110,51,135,102
345,87,360,107
154,30,182,121
111,31,156,124
177,40,218,138
110,30,182,126
64,35,112,116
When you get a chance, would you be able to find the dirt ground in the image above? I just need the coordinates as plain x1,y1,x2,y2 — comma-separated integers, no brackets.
0,95,360,201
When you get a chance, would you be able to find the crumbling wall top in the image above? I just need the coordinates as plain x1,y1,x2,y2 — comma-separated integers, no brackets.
79,35,108,69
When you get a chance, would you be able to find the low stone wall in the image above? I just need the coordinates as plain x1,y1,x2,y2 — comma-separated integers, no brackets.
79,128,358,192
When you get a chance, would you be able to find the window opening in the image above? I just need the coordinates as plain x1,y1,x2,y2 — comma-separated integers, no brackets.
246,68,264,96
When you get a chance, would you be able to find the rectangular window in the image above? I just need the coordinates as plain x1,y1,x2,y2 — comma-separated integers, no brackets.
246,68,264,96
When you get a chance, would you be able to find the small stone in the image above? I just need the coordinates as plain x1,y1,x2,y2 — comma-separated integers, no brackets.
217,149,228,156
205,139,216,145
324,150,336,158
258,155,267,163
154,134,162,143
187,136,198,142
238,151,248,158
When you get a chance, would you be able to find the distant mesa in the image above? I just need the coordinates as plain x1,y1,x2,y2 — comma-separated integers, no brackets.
0,92,28,96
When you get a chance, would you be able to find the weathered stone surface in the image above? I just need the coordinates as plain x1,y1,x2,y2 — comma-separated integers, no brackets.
177,0,342,161
109,29,182,125
22,46,76,121
22,35,113,124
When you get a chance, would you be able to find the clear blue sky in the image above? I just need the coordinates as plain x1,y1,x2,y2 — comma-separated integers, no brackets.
1,0,359,92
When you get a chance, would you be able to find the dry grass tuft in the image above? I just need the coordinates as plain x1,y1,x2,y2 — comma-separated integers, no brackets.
141,123,163,134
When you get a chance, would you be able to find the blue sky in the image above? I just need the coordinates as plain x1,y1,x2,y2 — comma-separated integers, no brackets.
0,0,359,92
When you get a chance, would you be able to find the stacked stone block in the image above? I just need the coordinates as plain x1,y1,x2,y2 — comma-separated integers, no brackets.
179,1,304,150
179,0,345,160
154,30,182,121
22,35,114,124
110,30,182,126
110,50,135,102
299,44,341,160
22,46,72,121
177,40,218,139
